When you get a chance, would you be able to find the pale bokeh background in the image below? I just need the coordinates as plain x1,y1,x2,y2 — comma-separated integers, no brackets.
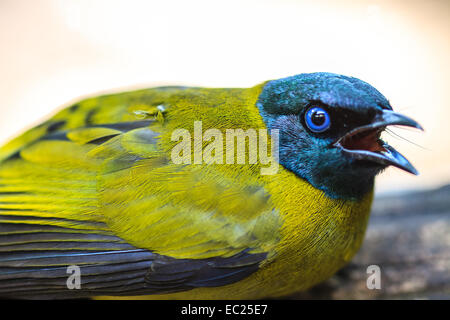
0,0,449,194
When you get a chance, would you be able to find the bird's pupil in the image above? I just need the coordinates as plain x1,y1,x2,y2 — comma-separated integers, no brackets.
311,111,326,126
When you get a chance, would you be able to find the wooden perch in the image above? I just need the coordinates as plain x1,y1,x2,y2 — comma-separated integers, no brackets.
294,184,450,299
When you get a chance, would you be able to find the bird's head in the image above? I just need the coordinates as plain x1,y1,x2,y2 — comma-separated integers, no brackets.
256,72,423,200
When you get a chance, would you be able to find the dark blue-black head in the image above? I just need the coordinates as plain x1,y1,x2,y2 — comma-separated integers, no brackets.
256,72,423,200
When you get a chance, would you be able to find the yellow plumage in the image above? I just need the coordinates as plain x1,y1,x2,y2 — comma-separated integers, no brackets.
0,81,375,299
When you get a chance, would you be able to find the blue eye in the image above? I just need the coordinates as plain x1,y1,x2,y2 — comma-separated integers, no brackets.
305,107,331,133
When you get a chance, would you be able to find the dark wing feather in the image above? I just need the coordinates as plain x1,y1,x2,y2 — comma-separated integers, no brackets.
145,250,267,292
0,221,266,299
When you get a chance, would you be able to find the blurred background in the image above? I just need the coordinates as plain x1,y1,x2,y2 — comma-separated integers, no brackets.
0,0,449,299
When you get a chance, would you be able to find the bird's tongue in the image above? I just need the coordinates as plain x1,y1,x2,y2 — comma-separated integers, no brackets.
340,128,386,153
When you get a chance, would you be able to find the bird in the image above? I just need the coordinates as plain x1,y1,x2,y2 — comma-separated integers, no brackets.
0,72,422,299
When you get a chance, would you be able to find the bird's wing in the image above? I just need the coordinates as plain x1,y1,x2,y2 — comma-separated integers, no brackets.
0,89,280,298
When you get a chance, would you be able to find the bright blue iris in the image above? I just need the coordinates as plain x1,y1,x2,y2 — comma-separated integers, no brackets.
305,107,331,132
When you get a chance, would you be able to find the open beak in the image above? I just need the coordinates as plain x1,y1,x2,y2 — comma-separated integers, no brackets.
333,110,423,175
